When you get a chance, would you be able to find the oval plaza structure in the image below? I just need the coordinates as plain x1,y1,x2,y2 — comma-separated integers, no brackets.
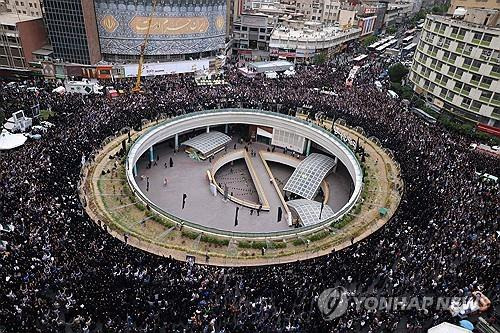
126,109,363,238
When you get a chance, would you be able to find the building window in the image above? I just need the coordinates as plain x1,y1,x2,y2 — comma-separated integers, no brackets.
480,49,491,60
483,34,493,44
462,97,471,107
471,101,481,110
462,84,472,94
481,91,492,100
482,77,492,87
492,65,500,76
471,74,481,83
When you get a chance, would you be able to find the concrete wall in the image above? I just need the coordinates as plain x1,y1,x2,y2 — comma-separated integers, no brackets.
17,18,47,64
81,0,101,64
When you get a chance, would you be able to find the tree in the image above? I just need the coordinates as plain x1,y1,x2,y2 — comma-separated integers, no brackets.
386,26,397,35
411,9,427,24
362,35,378,47
432,4,449,14
388,63,409,83
314,52,327,65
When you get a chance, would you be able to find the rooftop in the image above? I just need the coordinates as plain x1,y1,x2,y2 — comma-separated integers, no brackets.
0,12,41,25
271,25,361,40
287,199,335,227
284,153,337,200
182,131,231,155
428,14,500,32
249,60,294,69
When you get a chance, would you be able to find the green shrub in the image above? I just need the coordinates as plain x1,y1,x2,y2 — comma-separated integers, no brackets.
332,215,353,229
292,230,332,246
307,231,330,242
238,241,269,249
362,35,378,47
181,230,198,240
201,235,229,246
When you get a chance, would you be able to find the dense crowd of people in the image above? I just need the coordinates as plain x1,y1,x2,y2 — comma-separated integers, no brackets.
0,44,498,332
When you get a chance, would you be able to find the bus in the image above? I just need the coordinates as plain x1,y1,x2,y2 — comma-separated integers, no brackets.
405,28,416,36
402,36,414,45
368,39,385,51
352,54,368,64
368,36,396,52
376,39,398,53
345,66,360,86
402,42,417,54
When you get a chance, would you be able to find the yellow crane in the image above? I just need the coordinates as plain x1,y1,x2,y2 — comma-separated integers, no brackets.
132,0,158,93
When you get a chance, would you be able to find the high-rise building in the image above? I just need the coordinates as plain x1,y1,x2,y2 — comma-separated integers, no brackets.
409,12,500,127
94,0,226,63
42,0,101,65
448,0,499,14
0,11,47,68
232,12,276,63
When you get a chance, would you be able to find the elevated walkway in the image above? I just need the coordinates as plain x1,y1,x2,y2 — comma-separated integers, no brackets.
209,149,270,210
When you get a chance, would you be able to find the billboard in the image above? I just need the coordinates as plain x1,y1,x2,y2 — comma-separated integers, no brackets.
116,58,214,78
358,16,376,36
95,0,226,56
339,10,356,29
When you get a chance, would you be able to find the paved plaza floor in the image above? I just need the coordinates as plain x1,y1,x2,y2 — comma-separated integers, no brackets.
135,139,351,233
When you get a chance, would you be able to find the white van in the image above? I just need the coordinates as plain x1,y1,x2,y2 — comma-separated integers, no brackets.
387,90,398,99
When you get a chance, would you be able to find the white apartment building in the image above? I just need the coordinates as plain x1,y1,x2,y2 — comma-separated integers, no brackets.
384,2,413,26
233,13,277,62
244,0,280,11
269,24,360,63
321,0,341,25
409,14,500,126
0,0,41,17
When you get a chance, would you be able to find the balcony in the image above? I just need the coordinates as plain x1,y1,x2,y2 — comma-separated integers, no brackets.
479,82,490,89
470,104,480,112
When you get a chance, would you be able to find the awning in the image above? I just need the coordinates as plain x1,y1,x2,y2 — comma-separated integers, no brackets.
0,130,27,150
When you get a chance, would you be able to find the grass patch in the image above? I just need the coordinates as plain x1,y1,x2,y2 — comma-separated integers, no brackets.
181,230,229,246
292,230,331,246
40,109,56,120
238,240,286,249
